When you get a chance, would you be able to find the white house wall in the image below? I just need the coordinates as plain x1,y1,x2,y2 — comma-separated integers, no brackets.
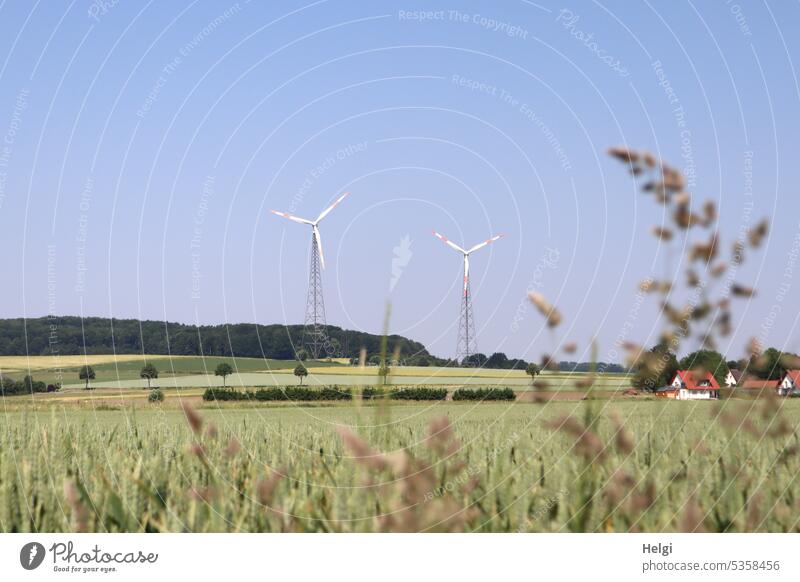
677,389,713,400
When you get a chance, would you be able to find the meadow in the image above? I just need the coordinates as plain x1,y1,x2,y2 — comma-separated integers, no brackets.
0,354,341,386
2,397,798,533
1,355,629,392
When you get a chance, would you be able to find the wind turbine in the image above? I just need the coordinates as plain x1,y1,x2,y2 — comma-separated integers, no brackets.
433,230,503,363
271,192,349,359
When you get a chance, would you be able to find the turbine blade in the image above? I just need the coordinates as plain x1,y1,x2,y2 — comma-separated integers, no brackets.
466,234,504,254
313,226,325,269
432,230,466,254
315,192,349,223
270,209,313,225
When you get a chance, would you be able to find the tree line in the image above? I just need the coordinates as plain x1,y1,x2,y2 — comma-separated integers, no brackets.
0,316,627,371
0,316,433,362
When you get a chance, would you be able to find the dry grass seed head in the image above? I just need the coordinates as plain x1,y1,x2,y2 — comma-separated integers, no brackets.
225,438,241,458
183,404,203,434
610,411,635,455
562,341,578,354
651,226,674,241
545,414,606,462
608,146,638,164
731,284,756,298
747,219,769,248
64,479,89,533
336,427,389,471
256,469,284,506
528,292,562,328
702,200,717,226
680,496,707,532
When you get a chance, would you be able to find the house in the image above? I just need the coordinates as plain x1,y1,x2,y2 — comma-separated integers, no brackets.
670,370,720,400
739,378,780,393
724,369,742,387
778,370,800,396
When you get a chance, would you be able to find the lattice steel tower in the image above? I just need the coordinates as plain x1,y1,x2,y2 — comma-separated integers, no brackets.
456,277,478,362
271,192,349,360
432,230,504,364
303,230,327,359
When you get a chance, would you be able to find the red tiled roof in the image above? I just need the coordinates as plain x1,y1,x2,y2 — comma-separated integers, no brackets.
672,370,720,390
739,379,780,390
783,370,800,384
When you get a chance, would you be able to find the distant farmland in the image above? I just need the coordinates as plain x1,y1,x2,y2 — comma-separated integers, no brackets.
0,355,630,392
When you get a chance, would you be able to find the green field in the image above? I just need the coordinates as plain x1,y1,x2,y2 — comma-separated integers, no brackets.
1,355,630,392
2,398,798,532
0,355,344,386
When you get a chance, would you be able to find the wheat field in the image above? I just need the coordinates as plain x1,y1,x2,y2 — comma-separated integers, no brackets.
2,399,798,533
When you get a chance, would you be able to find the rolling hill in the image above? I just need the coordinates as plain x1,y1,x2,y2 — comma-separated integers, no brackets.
0,316,440,363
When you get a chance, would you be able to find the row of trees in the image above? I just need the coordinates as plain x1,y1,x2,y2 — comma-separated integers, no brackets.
460,353,627,372
78,362,237,390
4,359,537,394
461,352,531,370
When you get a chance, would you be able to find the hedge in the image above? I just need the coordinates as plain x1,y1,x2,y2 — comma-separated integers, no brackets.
203,386,516,402
452,387,516,401
389,387,447,400
0,374,53,396
362,387,447,400
203,386,352,402
361,387,386,400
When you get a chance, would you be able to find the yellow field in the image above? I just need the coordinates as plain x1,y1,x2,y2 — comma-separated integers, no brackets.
304,365,529,377
0,354,184,372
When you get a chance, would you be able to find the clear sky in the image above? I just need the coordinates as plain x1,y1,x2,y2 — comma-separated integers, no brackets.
1,0,798,363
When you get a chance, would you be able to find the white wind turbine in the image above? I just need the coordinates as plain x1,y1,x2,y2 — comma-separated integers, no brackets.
271,192,349,359
433,230,503,363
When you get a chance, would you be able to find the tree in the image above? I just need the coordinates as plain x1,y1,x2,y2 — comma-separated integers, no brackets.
679,350,728,387
79,365,95,390
294,364,308,385
748,347,799,380
19,374,46,394
462,353,488,368
632,342,679,392
525,363,541,385
0,374,19,395
140,363,159,389
378,363,390,385
486,352,510,369
214,362,234,387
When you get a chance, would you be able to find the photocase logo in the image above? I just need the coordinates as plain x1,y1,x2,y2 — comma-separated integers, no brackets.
390,235,413,291
20,542,46,570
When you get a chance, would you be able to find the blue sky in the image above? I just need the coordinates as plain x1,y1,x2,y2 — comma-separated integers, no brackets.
1,0,799,362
